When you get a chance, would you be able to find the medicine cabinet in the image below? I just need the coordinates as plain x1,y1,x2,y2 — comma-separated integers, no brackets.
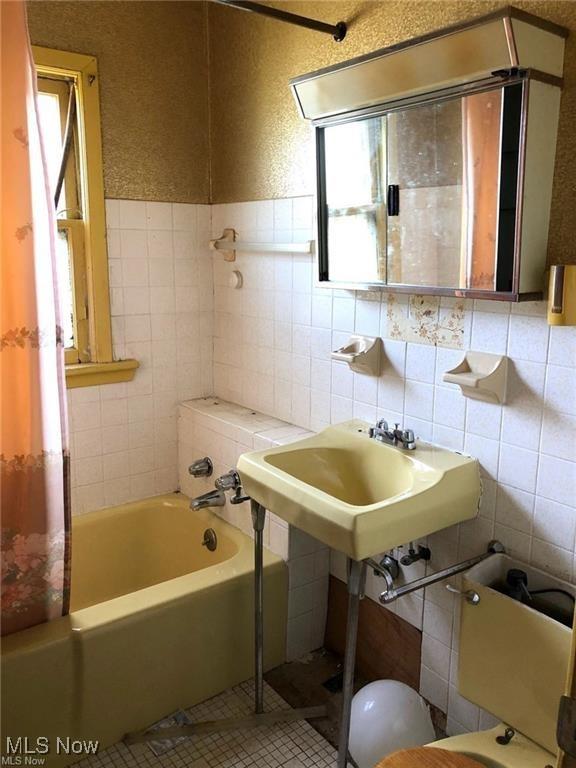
291,7,568,301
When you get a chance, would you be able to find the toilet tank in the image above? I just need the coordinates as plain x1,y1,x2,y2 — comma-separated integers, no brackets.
458,554,572,755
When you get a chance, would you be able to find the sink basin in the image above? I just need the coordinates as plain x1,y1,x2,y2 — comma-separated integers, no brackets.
237,420,481,560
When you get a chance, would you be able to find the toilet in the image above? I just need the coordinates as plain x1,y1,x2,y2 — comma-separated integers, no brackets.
377,554,573,768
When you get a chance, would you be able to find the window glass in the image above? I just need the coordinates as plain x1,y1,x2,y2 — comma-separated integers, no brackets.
37,85,75,349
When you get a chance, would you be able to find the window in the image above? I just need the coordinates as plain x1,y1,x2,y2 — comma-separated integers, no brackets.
33,47,138,387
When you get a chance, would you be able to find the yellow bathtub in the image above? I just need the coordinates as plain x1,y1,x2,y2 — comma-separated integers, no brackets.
1,493,288,767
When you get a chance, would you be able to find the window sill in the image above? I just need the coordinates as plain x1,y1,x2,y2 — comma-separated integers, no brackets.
65,359,139,389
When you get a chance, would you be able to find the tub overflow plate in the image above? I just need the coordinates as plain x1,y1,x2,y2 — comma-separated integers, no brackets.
202,528,217,552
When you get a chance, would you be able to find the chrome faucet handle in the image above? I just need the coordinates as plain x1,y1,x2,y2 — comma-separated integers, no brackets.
188,457,213,478
215,469,241,491
402,429,416,449
369,418,389,438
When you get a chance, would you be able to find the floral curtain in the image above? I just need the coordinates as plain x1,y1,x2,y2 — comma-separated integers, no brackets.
1,0,71,635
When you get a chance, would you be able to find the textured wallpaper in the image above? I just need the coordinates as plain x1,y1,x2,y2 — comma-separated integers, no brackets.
27,0,211,204
27,0,576,264
207,0,576,264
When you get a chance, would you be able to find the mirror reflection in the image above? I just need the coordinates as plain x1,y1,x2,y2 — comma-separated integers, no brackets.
320,85,519,292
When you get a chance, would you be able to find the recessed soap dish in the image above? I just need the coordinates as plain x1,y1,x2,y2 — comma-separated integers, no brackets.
331,335,382,376
443,351,508,404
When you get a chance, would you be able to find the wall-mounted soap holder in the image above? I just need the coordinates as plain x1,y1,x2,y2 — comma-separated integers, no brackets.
443,351,508,404
331,335,382,376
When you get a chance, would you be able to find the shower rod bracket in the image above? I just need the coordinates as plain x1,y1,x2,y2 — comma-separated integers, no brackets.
212,0,347,42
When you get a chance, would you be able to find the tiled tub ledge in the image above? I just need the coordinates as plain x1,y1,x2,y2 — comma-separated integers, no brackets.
178,397,329,660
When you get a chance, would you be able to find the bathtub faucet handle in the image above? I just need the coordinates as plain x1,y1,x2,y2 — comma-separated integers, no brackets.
189,457,213,478
215,469,242,492
216,470,250,504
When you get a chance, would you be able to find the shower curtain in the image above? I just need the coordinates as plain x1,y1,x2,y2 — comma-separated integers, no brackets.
1,0,71,635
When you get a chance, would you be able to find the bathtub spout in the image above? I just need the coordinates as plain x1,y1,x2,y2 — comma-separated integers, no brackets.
190,489,226,510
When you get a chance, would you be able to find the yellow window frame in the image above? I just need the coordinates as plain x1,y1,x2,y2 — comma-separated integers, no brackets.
58,219,89,365
33,46,138,387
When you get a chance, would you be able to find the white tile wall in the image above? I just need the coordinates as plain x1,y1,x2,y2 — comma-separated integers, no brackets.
178,398,329,660
68,192,576,735
68,200,213,515
209,195,576,734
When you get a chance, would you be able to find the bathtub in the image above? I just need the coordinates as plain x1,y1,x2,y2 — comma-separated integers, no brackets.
1,493,288,767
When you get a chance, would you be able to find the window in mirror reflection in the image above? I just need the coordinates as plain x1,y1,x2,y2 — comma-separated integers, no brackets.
324,118,386,283
319,84,521,293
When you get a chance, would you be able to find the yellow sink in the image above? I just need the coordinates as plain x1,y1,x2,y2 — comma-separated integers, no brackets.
237,420,481,560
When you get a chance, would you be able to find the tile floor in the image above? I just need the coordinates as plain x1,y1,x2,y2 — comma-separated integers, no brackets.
75,681,336,768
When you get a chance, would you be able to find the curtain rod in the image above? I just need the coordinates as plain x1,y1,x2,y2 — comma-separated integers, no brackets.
212,0,347,42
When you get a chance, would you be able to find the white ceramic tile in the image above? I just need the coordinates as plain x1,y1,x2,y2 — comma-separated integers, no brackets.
311,294,332,328
406,342,436,384
148,230,173,259
433,424,464,452
146,201,172,230
123,287,150,315
549,326,576,368
172,202,197,232
105,199,120,229
493,522,531,561
471,311,509,354
420,665,449,712
108,259,122,288
353,372,378,405
434,387,466,430
331,361,353,399
463,433,500,478
120,229,147,259
122,258,149,287
423,600,453,646
355,298,381,336
545,364,576,416
530,538,573,582
540,410,576,462
119,200,146,229
149,259,175,287
448,686,480,732
498,445,538,493
537,454,576,507
508,314,549,363
501,405,542,452
405,380,434,421
74,428,102,459
332,297,355,331
533,496,576,550
495,484,534,534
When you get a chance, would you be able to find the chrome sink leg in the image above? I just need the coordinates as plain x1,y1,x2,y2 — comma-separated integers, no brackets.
337,559,366,768
251,499,266,715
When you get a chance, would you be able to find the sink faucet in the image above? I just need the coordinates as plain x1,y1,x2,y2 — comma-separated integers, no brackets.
369,419,416,450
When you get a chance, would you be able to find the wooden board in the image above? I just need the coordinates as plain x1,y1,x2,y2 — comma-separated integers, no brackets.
377,747,484,767
324,575,421,691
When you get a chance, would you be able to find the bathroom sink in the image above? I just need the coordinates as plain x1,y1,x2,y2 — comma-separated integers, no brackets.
237,420,480,560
